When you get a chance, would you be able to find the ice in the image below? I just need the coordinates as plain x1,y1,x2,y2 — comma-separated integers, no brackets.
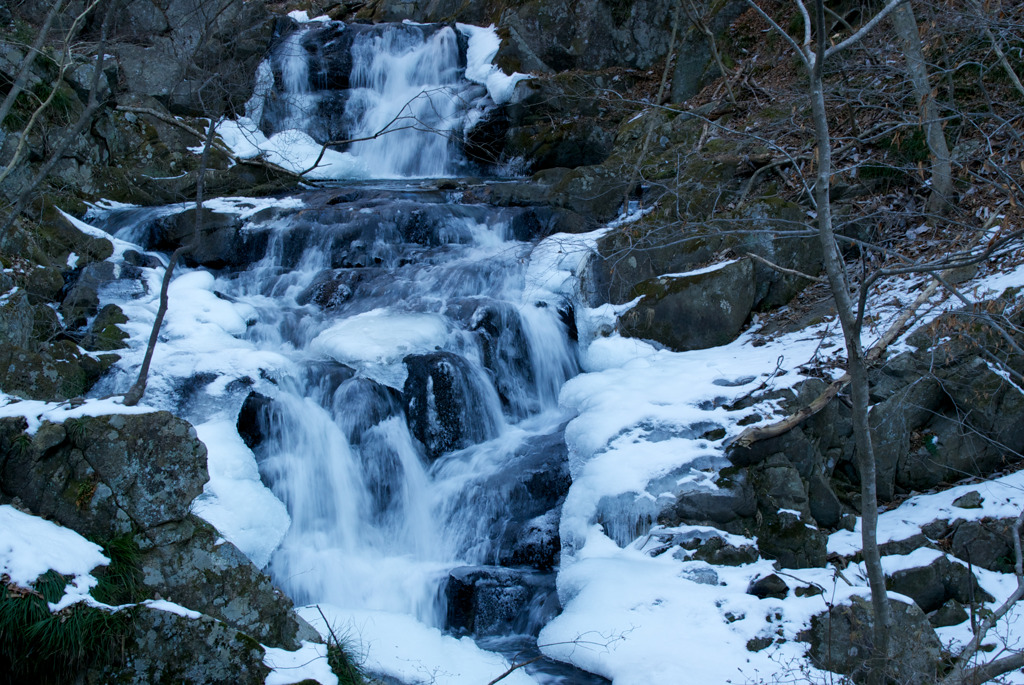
310,309,450,367
457,24,531,105
191,420,290,569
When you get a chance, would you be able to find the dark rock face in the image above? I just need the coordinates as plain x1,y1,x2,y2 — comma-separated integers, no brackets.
0,413,311,651
139,517,308,649
95,606,270,685
885,554,992,613
618,257,756,352
403,351,500,459
747,574,788,599
237,391,274,449
111,0,273,116
949,518,1024,573
471,301,536,419
0,413,207,540
445,566,557,636
296,268,363,310
807,597,941,685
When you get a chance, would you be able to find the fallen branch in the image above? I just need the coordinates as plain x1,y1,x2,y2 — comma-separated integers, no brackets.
730,270,945,449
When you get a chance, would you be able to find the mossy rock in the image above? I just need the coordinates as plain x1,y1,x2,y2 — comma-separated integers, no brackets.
83,303,130,352
618,257,756,351
0,340,90,401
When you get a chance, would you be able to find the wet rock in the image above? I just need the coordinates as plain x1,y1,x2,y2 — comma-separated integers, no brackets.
618,258,756,351
237,391,274,449
807,596,940,685
295,268,362,309
508,508,562,570
471,301,536,419
445,566,557,636
403,351,500,460
332,377,404,445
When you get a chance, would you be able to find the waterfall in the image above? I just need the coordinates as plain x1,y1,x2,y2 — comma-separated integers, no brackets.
258,21,489,178
92,21,604,683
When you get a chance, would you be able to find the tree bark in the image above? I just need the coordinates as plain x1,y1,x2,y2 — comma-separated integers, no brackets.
891,1,953,216
810,1,891,679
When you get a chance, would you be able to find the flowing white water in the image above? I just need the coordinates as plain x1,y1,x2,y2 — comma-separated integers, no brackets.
163,192,579,630
90,21,600,683
263,22,487,178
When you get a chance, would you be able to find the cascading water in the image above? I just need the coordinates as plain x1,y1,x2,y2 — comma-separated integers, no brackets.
259,21,489,178
90,19,608,684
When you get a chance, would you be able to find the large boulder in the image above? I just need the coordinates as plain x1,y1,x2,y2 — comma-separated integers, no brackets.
0,412,208,540
403,351,501,459
95,605,270,685
885,551,992,613
139,516,311,649
807,596,941,685
618,257,756,351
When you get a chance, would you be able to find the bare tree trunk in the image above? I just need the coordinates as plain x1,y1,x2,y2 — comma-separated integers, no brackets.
809,1,891,679
890,0,953,216
123,117,217,406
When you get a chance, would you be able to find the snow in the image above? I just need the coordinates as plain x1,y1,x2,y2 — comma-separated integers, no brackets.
310,309,450,386
191,420,290,569
264,641,338,685
828,470,1024,557
0,505,108,611
456,24,531,105
299,606,538,685
142,599,202,619
661,257,741,278
286,10,331,24
216,119,373,180
516,209,1024,683
0,394,156,434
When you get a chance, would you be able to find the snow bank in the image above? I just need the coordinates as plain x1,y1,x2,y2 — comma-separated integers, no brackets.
191,420,290,569
299,606,538,685
0,505,108,611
